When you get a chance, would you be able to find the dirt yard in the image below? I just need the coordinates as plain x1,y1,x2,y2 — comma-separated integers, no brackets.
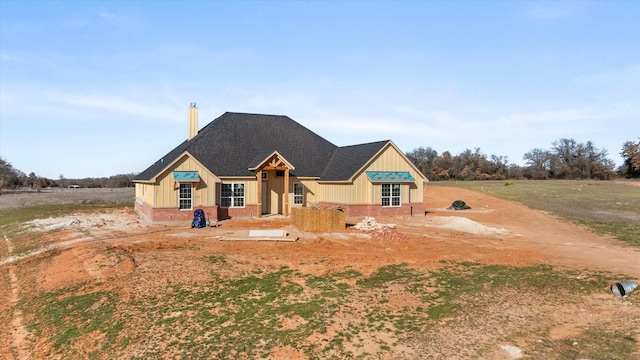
1,186,639,359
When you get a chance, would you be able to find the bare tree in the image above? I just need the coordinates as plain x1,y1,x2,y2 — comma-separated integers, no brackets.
0,157,22,190
28,172,41,192
621,139,640,178
406,147,439,180
523,148,552,179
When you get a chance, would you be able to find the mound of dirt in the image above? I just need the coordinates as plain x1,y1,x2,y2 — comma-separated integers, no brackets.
426,215,510,235
23,208,143,232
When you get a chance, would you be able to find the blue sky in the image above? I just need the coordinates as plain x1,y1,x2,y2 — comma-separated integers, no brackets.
1,1,638,179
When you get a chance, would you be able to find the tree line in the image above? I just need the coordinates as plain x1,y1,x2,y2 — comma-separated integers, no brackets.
406,138,640,181
1,138,639,190
0,158,136,191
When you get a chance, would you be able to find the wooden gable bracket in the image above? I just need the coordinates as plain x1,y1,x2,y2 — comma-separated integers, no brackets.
262,154,288,170
248,151,296,173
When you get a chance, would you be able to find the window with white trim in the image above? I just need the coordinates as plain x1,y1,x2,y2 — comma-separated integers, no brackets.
381,183,401,207
220,182,245,208
293,182,304,205
178,183,193,210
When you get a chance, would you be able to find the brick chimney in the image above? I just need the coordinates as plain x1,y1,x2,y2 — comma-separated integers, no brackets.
188,102,198,140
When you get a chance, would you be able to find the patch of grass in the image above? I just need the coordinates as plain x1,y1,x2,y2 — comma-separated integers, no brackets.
424,262,612,320
0,203,127,228
433,180,640,247
569,328,638,359
531,328,639,360
356,264,422,289
279,301,323,320
21,285,122,354
306,275,350,298
333,269,363,279
205,255,227,264
0,203,129,255
0,268,13,345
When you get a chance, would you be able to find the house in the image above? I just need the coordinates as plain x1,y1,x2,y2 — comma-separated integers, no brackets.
133,104,427,223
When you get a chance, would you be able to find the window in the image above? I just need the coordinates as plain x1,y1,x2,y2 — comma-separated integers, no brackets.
221,183,245,208
381,183,400,207
179,183,193,210
293,182,304,205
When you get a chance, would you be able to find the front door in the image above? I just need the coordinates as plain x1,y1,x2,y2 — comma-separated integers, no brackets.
261,180,268,214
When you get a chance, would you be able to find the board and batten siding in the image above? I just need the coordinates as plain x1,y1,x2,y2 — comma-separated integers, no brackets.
291,178,319,206
135,183,154,205
317,183,354,204
318,143,425,205
153,156,218,208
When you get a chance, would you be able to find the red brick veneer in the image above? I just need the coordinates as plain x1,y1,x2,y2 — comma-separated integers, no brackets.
319,202,425,218
134,199,218,223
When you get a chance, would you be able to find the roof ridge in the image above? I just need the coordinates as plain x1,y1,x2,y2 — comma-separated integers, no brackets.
337,139,390,149
224,111,289,117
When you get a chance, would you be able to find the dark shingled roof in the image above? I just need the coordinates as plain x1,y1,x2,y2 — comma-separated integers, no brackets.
134,112,392,182
320,141,389,181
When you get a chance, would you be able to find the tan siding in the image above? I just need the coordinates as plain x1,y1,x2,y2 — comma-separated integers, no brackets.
287,178,318,212
358,144,424,204
135,183,154,204
298,179,319,205
351,172,373,203
318,183,354,204
317,143,425,206
246,178,257,204
153,155,219,208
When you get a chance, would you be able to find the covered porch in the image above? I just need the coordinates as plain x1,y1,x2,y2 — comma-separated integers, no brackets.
249,151,295,217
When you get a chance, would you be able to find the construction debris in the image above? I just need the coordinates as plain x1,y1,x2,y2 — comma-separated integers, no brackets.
352,216,397,230
352,217,408,242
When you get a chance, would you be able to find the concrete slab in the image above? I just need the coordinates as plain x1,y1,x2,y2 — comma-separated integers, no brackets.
219,236,298,242
249,229,288,237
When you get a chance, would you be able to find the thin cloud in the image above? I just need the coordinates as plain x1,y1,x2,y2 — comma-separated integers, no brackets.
524,1,583,20
45,92,182,122
96,8,135,27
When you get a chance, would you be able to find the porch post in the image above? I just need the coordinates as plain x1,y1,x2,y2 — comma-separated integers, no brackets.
256,170,262,218
284,167,289,216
